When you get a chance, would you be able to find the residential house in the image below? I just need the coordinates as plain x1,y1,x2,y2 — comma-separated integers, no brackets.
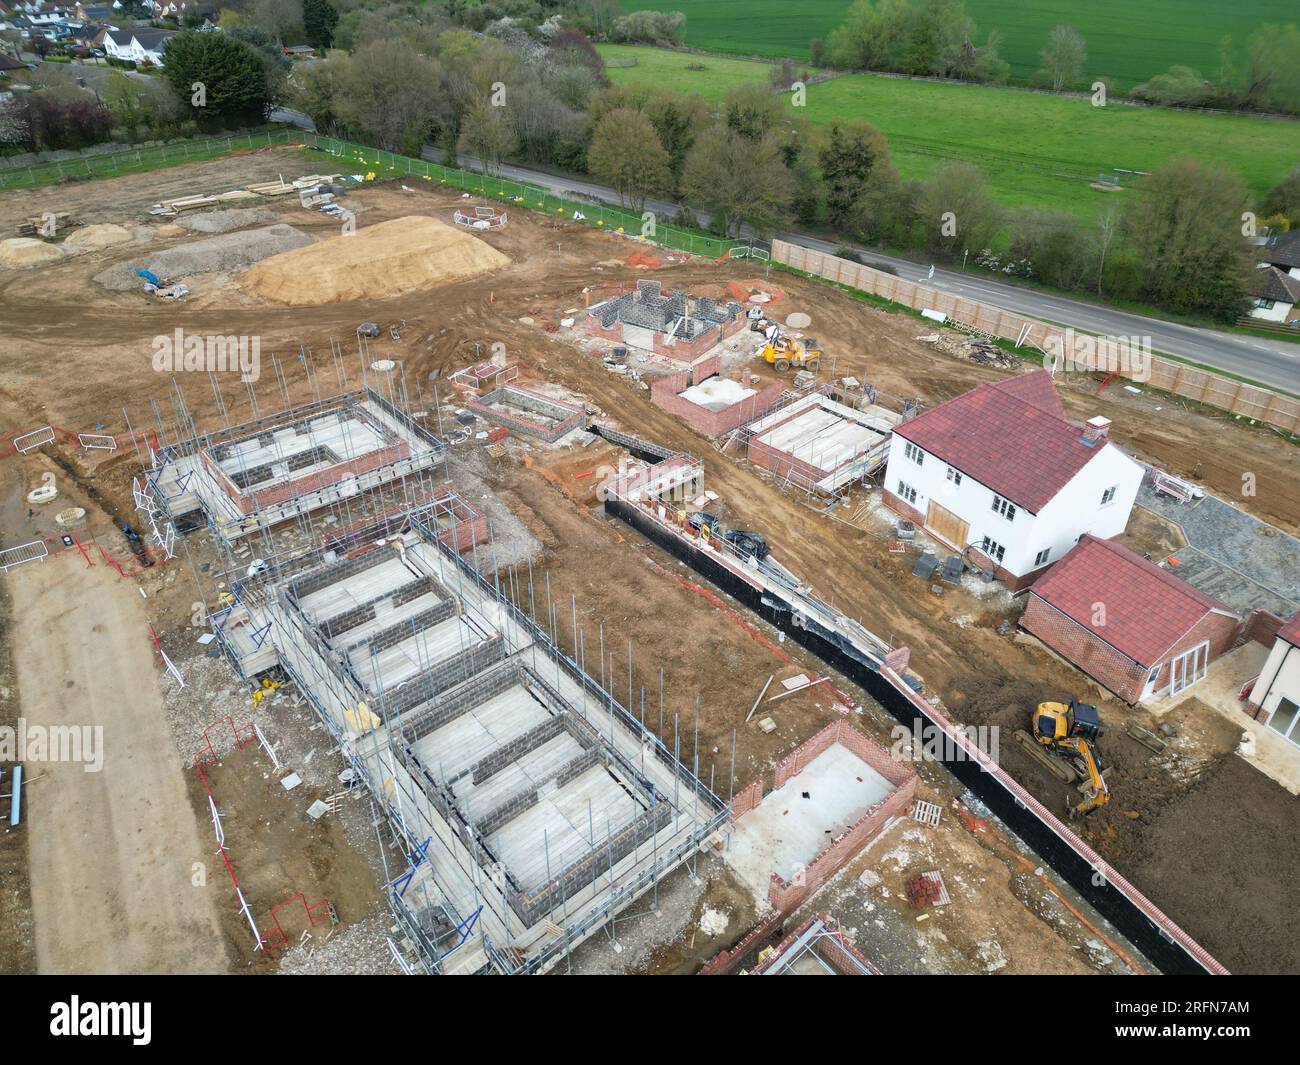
1246,613,1300,748
103,25,173,65
1022,534,1243,704
1249,230,1300,324
882,369,1144,589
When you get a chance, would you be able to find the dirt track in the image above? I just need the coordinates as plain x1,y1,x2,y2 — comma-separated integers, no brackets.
1,160,1296,973
3,534,229,973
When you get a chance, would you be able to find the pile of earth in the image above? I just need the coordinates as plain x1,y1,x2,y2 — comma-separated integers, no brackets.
238,215,510,305
94,224,313,290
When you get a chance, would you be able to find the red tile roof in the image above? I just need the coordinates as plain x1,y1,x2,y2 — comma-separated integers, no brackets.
1029,535,1238,666
1278,613,1300,649
893,369,1099,512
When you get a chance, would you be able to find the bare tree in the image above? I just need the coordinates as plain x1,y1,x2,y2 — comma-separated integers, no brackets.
1038,24,1086,92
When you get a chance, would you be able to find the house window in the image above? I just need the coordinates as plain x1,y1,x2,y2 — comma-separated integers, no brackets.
991,495,1016,521
981,537,1006,563
904,441,924,466
1255,298,1276,310
897,480,917,505
1266,697,1300,746
946,466,962,486
1034,547,1051,567
1100,485,1117,506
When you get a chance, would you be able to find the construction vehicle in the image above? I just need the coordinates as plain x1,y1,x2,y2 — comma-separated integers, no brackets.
1014,698,1111,818
761,335,823,374
723,528,769,562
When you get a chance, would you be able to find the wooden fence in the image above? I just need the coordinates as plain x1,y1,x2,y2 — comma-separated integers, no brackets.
771,240,1299,435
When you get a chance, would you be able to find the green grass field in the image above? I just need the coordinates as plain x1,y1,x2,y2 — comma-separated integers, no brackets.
598,43,785,99
598,46,1300,218
621,0,1296,92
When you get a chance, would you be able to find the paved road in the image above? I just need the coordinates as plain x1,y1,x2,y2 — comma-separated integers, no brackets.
477,160,1300,394
280,111,1300,392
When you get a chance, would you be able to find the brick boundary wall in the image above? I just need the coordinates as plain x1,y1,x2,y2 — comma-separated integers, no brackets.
1245,609,1288,646
697,910,783,975
771,239,1300,435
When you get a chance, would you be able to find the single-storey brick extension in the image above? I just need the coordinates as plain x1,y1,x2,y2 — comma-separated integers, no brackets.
1022,534,1243,704
882,369,1143,589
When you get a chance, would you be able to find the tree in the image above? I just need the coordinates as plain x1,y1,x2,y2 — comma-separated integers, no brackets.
252,0,304,44
1037,24,1085,91
1262,167,1300,228
918,161,1001,257
818,119,891,230
586,108,670,212
723,83,785,141
1118,157,1255,320
162,32,274,128
680,127,794,237
458,98,517,175
302,0,338,49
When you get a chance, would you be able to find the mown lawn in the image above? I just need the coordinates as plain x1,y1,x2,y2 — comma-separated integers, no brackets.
620,0,1297,92
599,46,1300,218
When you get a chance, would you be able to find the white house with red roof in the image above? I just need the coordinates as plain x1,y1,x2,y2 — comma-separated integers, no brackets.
1022,535,1243,704
882,369,1144,589
1246,613,1300,747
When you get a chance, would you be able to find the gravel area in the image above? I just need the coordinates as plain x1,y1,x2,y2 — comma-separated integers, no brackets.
94,223,313,290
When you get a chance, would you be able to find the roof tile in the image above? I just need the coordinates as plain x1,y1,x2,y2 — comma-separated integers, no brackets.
1029,535,1238,665
893,369,1099,512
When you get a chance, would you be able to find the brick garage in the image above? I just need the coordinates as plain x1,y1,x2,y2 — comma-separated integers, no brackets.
1022,534,1243,704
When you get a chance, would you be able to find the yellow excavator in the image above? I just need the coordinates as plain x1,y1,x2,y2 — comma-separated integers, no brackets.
1014,699,1110,818
760,335,824,373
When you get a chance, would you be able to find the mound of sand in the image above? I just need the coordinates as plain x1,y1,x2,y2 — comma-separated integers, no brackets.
95,224,313,291
155,223,186,238
63,223,133,253
0,238,64,269
180,208,279,235
240,215,510,305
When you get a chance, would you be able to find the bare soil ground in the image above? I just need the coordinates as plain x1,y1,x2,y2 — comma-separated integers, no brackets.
1,158,1296,973
0,466,229,973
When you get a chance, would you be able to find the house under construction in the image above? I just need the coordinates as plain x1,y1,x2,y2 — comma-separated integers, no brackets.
210,508,727,973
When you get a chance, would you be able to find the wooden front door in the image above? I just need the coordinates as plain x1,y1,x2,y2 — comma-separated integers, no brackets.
925,500,969,550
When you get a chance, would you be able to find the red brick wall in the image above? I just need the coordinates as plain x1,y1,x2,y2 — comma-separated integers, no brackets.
698,910,783,975
730,777,763,818
761,719,916,915
1143,610,1243,696
246,442,411,510
1021,594,1150,703
651,373,787,437
1245,609,1288,646
1024,594,1242,704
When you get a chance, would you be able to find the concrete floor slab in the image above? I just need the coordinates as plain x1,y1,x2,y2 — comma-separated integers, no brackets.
725,743,893,901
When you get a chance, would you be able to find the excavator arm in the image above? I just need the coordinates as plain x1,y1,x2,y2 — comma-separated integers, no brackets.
1058,737,1110,817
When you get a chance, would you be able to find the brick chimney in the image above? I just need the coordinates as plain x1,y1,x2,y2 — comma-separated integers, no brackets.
1081,415,1111,447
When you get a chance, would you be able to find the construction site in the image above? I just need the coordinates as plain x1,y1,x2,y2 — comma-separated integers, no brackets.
0,141,1298,978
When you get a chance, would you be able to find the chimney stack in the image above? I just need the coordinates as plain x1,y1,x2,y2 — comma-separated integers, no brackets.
1082,415,1111,446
